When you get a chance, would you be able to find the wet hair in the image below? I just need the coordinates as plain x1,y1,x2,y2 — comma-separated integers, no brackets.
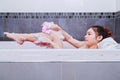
90,25,113,40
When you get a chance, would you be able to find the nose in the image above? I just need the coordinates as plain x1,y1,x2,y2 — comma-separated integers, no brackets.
84,34,87,38
84,34,87,40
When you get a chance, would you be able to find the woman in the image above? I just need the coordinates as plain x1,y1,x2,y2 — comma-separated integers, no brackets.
4,22,118,49
60,25,118,49
4,22,64,48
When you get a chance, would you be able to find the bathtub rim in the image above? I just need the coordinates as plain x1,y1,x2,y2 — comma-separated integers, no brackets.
0,49,120,62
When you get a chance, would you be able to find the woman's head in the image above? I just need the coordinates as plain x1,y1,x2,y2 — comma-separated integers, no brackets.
91,25,112,39
84,25,112,47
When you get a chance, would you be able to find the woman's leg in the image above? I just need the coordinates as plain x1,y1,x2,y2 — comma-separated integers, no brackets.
32,33,63,48
4,31,63,48
4,32,37,45
49,33,63,48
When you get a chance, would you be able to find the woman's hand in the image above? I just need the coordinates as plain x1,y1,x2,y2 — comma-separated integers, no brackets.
50,23,62,31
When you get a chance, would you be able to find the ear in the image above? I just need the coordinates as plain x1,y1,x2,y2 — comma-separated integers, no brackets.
97,35,103,42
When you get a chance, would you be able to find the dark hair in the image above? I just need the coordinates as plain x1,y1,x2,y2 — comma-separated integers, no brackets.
90,25,112,40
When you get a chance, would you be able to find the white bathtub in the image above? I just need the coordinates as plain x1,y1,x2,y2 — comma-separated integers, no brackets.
0,41,120,62
0,41,120,80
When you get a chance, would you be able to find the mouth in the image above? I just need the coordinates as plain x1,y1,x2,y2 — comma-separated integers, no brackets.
85,40,88,43
84,38,88,41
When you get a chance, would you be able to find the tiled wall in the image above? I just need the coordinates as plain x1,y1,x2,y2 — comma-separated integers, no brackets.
0,12,118,42
115,11,120,42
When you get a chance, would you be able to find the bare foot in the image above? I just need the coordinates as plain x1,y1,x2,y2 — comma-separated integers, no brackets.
4,32,25,45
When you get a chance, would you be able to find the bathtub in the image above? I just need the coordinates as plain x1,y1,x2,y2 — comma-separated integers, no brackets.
0,41,120,62
0,41,120,80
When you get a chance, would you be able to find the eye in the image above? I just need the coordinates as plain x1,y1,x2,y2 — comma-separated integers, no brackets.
87,32,92,35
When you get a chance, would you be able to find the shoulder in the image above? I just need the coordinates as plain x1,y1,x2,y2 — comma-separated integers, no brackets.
78,41,88,49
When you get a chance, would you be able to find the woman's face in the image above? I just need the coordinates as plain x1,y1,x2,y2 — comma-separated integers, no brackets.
84,28,99,47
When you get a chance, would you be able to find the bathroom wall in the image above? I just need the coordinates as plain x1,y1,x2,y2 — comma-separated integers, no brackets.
0,0,116,12
116,0,120,11
0,0,119,42
0,13,116,41
115,0,120,42
115,11,120,42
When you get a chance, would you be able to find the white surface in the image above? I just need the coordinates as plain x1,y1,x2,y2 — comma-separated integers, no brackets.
116,0,120,11
0,0,116,12
0,41,120,62
0,49,120,62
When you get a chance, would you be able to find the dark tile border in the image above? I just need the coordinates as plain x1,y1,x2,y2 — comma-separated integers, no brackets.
0,12,116,19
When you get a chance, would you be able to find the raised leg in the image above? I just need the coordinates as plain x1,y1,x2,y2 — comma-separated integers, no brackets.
4,32,26,45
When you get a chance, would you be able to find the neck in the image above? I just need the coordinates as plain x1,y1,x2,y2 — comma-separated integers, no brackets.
87,44,98,49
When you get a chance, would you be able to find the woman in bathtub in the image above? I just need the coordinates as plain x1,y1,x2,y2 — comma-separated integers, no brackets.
4,22,119,49
60,25,119,49
4,22,64,48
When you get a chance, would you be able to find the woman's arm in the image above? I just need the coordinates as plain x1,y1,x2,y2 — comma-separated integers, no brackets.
62,30,85,48
50,23,85,48
41,22,86,48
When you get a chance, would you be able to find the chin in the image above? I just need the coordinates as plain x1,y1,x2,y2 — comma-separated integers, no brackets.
85,41,89,45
